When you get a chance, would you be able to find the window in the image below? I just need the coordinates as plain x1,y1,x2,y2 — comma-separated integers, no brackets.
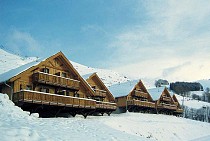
61,72,67,77
20,84,23,90
55,72,60,76
74,93,80,97
42,68,49,73
40,87,49,93
92,86,96,89
26,85,32,90
58,90,66,95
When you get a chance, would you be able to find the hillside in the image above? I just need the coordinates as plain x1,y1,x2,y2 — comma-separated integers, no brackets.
1,93,210,141
0,49,37,74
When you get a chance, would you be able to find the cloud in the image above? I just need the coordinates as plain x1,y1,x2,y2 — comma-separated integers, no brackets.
4,29,62,58
107,0,210,81
5,29,42,56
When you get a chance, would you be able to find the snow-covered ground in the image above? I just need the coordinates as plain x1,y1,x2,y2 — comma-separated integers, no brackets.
175,94,210,109
1,93,210,141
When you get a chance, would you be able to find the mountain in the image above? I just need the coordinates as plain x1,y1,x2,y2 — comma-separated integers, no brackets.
0,49,37,74
71,61,130,87
0,49,130,87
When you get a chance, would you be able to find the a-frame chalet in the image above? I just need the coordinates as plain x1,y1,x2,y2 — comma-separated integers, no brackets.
0,52,97,118
109,80,156,113
83,73,117,115
148,87,177,114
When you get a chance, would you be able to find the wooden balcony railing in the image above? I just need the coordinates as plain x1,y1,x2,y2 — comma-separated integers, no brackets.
157,103,177,110
13,90,96,109
96,101,117,110
162,96,171,102
127,100,155,108
33,72,80,90
94,89,106,97
132,90,148,98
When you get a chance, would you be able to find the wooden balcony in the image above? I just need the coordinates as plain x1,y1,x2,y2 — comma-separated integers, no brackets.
157,103,177,110
94,89,106,97
33,72,80,90
96,101,117,110
127,100,155,108
13,90,96,109
132,90,148,98
162,96,171,102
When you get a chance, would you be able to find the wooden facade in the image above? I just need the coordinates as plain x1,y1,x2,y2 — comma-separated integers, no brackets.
172,94,183,115
114,80,156,113
155,88,177,114
84,73,117,115
0,52,113,118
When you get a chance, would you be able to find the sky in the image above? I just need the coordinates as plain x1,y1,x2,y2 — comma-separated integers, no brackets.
1,0,210,82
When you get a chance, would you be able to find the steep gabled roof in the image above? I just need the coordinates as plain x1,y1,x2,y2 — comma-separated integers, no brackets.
148,87,165,101
109,80,140,98
83,72,115,101
148,87,174,102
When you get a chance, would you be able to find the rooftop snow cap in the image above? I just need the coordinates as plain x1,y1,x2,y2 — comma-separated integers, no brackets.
148,87,168,101
109,80,139,97
0,58,45,83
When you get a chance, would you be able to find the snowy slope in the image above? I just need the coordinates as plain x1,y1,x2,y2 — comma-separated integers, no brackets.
71,61,130,87
0,49,37,74
1,93,210,141
175,94,210,109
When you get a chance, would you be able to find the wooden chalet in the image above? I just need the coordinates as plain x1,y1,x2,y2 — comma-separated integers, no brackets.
83,73,117,115
148,87,177,114
172,94,183,115
109,80,156,113
0,52,101,118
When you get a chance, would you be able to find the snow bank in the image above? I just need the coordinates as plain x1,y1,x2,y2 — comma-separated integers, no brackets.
0,93,49,141
0,93,210,141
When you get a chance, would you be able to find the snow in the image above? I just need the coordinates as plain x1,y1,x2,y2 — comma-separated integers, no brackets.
109,80,139,97
198,79,210,91
148,87,165,101
71,61,130,87
0,59,42,83
190,91,204,97
1,93,210,141
0,49,37,74
175,94,210,109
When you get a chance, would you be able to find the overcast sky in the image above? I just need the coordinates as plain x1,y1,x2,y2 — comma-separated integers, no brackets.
1,0,210,81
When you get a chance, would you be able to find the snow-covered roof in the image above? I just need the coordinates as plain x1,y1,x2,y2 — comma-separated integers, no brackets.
109,80,138,97
148,87,165,101
0,58,44,83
